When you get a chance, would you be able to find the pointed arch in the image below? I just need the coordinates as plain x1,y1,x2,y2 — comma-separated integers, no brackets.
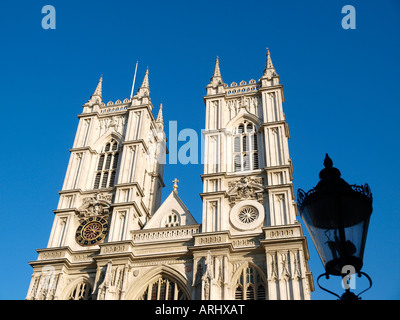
61,276,94,300
125,265,191,300
231,118,260,172
232,262,268,300
93,134,122,189
93,131,123,154
225,109,261,133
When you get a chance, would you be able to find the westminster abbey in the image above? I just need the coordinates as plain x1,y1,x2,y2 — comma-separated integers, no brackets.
26,50,314,300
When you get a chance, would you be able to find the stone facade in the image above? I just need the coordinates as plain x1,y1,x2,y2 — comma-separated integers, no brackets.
26,50,314,300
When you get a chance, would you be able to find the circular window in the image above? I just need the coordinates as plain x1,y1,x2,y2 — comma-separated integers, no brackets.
238,206,259,224
230,200,265,231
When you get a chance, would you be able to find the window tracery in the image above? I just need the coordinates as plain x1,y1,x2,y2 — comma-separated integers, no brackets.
233,121,259,172
67,281,93,300
139,275,188,300
94,139,120,189
234,265,267,300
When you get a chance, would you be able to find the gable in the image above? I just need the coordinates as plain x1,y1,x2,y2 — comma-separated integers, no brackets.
144,191,198,229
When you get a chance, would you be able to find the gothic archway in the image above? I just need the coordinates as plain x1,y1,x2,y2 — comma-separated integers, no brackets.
62,277,94,300
232,262,268,300
125,265,191,300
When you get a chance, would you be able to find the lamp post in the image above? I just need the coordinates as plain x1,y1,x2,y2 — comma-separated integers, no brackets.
297,154,373,300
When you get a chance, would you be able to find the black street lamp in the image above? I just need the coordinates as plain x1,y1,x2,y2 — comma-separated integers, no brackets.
297,154,373,300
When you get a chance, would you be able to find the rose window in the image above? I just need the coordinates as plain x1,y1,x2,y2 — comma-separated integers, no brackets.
238,206,259,224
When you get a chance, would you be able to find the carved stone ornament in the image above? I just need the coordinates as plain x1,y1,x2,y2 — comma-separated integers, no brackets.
227,177,264,206
77,192,112,221
97,115,126,138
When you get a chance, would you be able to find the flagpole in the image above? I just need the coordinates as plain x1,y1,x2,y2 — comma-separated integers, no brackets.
130,61,139,100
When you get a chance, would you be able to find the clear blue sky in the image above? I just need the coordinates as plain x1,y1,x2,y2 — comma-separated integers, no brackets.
0,0,399,300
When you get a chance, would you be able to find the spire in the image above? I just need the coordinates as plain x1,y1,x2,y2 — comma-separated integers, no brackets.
261,47,279,82
156,102,163,123
209,56,223,86
140,67,149,88
265,48,274,70
213,56,221,78
92,75,103,98
85,75,103,107
137,67,150,98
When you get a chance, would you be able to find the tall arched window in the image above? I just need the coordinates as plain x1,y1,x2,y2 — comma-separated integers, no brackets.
94,139,120,189
234,265,267,300
139,275,189,300
233,121,259,172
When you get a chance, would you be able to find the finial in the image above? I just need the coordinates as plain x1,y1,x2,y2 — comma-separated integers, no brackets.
137,67,150,97
213,56,221,78
324,153,333,168
140,67,149,88
92,75,103,97
319,153,341,180
156,102,163,123
261,47,278,80
172,178,179,192
265,47,274,69
209,55,223,86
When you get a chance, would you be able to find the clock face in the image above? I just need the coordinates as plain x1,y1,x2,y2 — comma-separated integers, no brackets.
75,216,109,246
